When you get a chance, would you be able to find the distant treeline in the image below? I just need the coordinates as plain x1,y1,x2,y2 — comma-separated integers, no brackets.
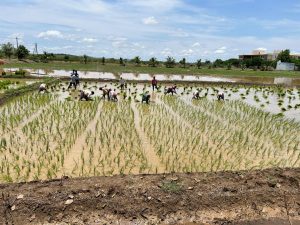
1,42,299,71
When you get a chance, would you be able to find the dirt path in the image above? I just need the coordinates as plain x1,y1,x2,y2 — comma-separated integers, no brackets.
0,168,300,225
130,101,164,173
61,101,103,176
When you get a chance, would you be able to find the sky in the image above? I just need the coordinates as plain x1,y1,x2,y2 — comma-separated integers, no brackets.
0,0,299,61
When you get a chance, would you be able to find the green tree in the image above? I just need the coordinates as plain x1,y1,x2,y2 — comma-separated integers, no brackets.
83,54,88,64
214,59,224,67
119,57,125,66
227,63,232,70
101,57,105,65
2,42,14,60
64,55,70,61
179,58,186,68
133,56,141,66
277,49,291,63
165,56,176,68
41,51,49,63
16,45,29,60
149,57,159,67
196,59,202,69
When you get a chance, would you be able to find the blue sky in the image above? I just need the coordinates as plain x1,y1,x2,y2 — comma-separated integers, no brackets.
0,0,299,61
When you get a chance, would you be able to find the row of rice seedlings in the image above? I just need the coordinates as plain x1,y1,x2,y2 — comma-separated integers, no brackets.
0,97,99,182
163,96,300,170
69,101,150,177
0,93,54,135
137,101,231,173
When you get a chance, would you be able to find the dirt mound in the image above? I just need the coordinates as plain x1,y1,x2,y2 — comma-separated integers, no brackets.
1,168,300,225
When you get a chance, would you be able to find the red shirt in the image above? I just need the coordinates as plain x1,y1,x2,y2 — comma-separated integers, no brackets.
152,79,157,85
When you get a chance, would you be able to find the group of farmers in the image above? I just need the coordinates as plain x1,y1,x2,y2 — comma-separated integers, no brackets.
39,71,225,102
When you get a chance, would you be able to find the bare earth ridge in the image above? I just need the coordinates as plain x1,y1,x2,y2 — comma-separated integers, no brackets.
0,168,300,225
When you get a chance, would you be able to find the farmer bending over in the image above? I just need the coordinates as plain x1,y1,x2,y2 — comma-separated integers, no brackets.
193,90,200,99
142,92,151,104
99,87,110,100
164,85,177,95
217,91,225,101
39,83,47,93
79,90,94,101
110,89,118,101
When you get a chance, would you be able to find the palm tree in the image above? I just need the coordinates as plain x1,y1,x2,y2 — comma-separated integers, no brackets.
83,54,88,64
119,57,125,66
148,57,159,67
101,57,105,65
133,56,141,66
196,59,202,69
179,58,186,68
165,56,176,68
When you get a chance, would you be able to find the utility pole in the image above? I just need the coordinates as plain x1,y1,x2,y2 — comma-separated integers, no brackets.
16,37,19,48
33,43,38,55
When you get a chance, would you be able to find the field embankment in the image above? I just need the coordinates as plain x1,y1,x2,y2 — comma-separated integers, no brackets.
0,168,300,225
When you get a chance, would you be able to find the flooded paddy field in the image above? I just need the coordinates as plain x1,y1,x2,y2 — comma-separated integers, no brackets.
3,67,300,85
0,81,300,182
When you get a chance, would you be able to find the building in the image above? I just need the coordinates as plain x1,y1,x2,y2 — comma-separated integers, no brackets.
239,50,300,61
276,61,295,71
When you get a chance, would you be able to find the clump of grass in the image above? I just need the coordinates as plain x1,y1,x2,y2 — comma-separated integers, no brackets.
160,181,182,193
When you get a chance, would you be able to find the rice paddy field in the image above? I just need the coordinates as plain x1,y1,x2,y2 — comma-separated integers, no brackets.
0,80,300,183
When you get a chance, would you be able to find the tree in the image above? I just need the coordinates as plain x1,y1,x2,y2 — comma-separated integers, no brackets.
83,54,88,64
41,51,49,63
196,59,202,69
227,63,232,70
214,59,224,68
179,58,186,68
165,56,176,68
133,56,141,66
2,42,14,60
277,49,291,63
64,55,70,61
149,57,159,67
16,45,29,60
101,57,105,65
119,57,125,66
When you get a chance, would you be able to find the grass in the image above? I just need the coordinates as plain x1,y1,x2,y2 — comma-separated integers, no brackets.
1,61,300,78
160,181,182,193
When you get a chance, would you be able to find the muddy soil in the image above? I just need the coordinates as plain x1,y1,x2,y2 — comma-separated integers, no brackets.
0,168,300,225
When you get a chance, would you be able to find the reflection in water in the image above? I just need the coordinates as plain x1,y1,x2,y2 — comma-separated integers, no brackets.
3,68,300,86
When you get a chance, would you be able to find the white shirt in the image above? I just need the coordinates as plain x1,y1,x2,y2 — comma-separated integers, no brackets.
218,91,224,96
83,90,92,97
40,83,46,89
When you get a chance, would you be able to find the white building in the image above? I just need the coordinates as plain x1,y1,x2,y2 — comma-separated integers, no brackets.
276,61,295,71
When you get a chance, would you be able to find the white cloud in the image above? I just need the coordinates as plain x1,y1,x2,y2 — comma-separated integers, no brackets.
192,42,200,47
255,47,267,51
142,16,158,25
215,46,227,54
37,30,63,39
82,38,98,43
181,49,194,56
